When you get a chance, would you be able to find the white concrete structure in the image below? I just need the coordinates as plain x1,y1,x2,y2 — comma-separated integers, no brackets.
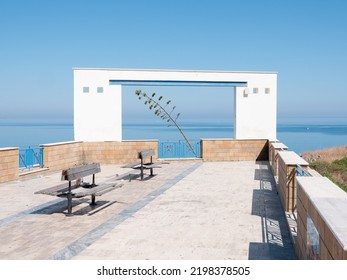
73,68,277,141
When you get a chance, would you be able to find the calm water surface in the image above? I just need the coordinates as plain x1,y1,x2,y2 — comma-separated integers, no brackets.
0,119,346,154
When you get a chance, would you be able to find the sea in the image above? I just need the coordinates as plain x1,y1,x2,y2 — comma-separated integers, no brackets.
0,117,346,155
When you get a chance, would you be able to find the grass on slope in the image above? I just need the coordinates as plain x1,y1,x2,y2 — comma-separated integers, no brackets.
309,157,347,192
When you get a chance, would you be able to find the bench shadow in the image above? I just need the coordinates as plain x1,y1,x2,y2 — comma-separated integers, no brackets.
249,163,296,260
30,199,87,215
31,199,117,216
75,200,117,216
112,172,141,181
140,174,157,181
112,172,156,182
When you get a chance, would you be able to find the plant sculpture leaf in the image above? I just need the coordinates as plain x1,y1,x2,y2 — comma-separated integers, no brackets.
135,89,197,156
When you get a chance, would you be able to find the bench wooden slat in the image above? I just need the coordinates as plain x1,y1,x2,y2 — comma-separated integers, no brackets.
139,149,155,158
64,168,99,181
34,183,80,196
61,163,101,181
66,162,100,174
132,163,162,170
143,163,162,168
94,183,124,196
73,183,122,198
122,162,140,168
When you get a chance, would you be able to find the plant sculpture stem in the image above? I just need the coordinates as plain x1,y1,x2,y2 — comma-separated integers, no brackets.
135,90,197,157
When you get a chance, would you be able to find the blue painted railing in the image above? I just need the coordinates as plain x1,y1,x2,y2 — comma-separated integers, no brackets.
158,140,201,159
295,164,312,211
296,164,312,177
19,147,44,169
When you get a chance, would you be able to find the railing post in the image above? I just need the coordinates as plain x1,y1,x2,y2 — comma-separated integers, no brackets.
40,147,44,167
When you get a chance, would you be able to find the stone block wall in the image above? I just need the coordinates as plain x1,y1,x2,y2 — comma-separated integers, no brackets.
296,176,347,260
40,141,83,172
2,139,268,182
201,139,268,161
277,156,296,212
0,148,19,183
82,140,158,164
277,151,308,212
268,142,288,177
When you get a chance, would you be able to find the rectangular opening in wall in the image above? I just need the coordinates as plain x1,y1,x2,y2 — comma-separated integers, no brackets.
253,88,258,94
83,87,89,93
265,88,270,94
307,213,320,259
121,85,235,141
97,87,104,93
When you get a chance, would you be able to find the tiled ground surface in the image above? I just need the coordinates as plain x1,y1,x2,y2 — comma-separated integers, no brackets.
0,161,296,260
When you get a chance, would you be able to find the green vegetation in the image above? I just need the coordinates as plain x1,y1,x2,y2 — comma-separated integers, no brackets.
310,157,347,192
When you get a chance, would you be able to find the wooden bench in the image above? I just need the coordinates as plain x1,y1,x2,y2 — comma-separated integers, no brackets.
35,163,123,215
122,149,161,180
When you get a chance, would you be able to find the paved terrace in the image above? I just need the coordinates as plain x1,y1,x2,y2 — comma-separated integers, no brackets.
0,161,295,260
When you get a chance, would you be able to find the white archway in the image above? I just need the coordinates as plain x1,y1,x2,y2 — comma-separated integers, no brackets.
73,68,277,141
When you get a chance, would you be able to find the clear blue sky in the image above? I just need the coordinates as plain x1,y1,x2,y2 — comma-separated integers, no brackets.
0,0,346,123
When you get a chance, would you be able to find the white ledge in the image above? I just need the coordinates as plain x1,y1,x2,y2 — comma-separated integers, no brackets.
40,141,82,147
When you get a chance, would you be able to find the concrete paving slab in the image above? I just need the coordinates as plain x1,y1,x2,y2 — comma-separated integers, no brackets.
0,160,296,260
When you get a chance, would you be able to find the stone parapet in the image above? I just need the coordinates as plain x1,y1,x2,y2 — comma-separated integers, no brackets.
201,139,268,161
277,151,308,212
0,140,159,183
0,147,19,183
40,141,83,172
269,142,288,176
82,140,158,164
296,176,347,260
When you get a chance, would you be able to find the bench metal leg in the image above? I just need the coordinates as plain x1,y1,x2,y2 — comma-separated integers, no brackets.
91,194,96,205
67,193,72,215
67,181,73,216
150,168,153,176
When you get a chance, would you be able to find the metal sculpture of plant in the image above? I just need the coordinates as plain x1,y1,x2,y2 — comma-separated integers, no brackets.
135,89,197,156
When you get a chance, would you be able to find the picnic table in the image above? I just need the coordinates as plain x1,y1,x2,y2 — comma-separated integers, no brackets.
122,149,161,180
35,163,123,215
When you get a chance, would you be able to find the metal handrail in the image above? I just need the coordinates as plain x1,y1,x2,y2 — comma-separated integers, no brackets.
296,164,311,177
19,146,44,169
158,140,201,159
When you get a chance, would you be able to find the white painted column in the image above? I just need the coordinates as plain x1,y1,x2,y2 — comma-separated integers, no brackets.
234,85,276,140
74,70,122,142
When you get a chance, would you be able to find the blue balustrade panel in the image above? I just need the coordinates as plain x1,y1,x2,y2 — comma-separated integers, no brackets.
19,147,44,168
158,140,201,158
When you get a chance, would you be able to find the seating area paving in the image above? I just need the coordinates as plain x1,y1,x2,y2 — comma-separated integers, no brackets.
0,160,296,260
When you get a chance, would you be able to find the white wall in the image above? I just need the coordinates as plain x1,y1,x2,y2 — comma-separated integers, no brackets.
73,68,277,142
234,73,277,140
74,70,122,141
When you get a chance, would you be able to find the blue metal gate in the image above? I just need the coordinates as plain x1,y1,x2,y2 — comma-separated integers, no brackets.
19,147,44,169
158,140,201,159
